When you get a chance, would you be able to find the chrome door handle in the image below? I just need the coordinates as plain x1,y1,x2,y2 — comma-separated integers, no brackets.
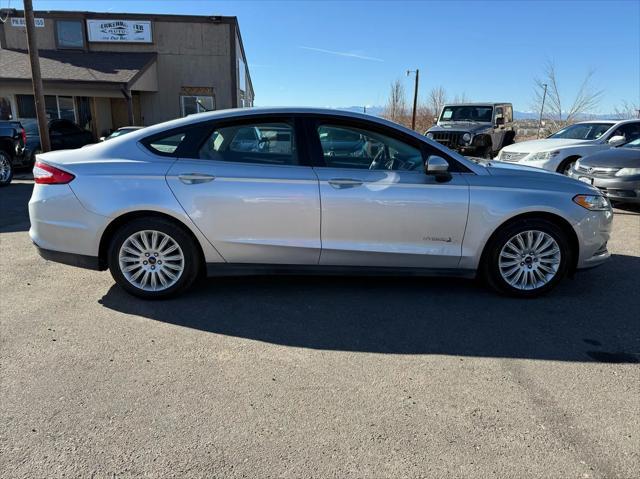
328,178,363,189
178,173,216,185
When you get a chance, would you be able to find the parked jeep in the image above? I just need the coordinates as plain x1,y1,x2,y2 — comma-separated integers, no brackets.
425,103,516,158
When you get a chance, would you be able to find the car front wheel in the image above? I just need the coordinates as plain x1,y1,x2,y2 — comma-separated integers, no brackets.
482,218,570,297
0,151,13,186
107,218,201,299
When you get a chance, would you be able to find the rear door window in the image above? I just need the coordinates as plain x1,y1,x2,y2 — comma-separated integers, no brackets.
199,121,298,165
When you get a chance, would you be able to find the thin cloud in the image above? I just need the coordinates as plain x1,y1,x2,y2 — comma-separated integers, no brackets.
299,46,384,62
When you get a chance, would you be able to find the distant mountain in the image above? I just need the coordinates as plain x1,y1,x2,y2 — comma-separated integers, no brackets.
339,106,385,116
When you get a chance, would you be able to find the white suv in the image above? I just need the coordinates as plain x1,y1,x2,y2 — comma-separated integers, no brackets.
496,120,640,174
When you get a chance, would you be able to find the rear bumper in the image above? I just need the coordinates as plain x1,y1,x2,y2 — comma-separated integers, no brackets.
29,183,109,259
35,245,103,270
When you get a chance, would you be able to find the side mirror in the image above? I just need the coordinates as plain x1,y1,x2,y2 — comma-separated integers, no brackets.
425,155,451,182
495,116,505,127
608,135,625,145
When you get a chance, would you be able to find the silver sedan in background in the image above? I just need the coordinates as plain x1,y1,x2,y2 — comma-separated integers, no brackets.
29,108,612,299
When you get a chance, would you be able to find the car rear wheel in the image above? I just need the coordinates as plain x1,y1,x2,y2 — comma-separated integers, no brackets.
108,218,201,299
482,218,570,297
0,151,13,186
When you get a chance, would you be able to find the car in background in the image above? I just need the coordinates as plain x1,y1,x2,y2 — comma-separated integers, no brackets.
425,103,516,158
497,119,640,174
568,137,640,204
0,120,27,186
22,118,95,164
29,108,612,299
101,126,143,141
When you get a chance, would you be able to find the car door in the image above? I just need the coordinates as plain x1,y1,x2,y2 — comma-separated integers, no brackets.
164,116,321,264
306,117,470,269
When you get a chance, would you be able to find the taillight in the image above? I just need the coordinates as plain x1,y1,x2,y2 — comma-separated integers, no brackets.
33,161,75,184
20,127,27,145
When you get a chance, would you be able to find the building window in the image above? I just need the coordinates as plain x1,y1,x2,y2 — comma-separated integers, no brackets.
181,96,215,116
56,20,84,49
0,97,13,120
16,94,76,122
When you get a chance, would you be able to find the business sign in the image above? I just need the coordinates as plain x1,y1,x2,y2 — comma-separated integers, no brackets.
86,19,152,43
10,17,45,28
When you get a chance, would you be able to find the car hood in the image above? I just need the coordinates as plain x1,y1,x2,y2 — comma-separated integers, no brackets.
580,147,640,168
501,138,591,153
428,122,492,133
479,159,600,194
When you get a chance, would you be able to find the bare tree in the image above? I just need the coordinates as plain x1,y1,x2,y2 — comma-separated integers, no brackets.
533,61,604,133
613,100,640,119
382,79,408,125
427,86,447,119
453,92,470,104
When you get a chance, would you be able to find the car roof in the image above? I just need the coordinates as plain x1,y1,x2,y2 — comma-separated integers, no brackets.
574,119,638,125
442,103,510,107
124,107,429,142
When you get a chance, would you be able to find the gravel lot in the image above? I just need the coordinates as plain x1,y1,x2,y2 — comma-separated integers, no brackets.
1,179,639,478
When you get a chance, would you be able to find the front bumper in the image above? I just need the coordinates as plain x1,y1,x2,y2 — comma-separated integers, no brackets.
568,171,640,203
573,208,614,269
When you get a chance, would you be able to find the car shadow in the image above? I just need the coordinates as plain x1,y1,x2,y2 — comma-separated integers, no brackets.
99,253,640,363
0,180,33,233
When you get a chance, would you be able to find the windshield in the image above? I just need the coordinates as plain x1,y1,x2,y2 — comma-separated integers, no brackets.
622,137,640,149
440,106,493,122
548,123,613,140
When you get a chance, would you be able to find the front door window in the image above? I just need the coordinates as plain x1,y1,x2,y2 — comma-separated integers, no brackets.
316,124,424,171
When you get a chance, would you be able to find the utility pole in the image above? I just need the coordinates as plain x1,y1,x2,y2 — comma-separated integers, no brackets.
363,105,367,114
537,83,548,139
23,0,50,152
407,69,419,130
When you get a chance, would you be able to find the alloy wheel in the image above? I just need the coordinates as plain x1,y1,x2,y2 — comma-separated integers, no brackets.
118,230,185,291
498,230,561,291
0,154,11,183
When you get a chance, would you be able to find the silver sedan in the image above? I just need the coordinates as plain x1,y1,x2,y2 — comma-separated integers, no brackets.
29,108,613,298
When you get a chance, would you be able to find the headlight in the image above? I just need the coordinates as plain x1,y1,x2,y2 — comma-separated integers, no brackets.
462,133,472,143
426,132,434,139
527,150,561,162
573,194,610,211
615,167,640,177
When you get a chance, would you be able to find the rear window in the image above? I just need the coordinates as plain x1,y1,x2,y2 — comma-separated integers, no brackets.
147,133,186,154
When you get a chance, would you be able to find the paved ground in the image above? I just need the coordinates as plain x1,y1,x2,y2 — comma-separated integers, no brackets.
1,179,639,478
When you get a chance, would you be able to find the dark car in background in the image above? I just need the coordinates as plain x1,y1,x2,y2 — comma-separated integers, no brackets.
21,118,95,164
0,120,27,186
569,137,640,204
425,103,516,158
101,126,143,141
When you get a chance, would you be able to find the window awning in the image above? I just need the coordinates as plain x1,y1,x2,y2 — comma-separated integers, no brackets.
0,49,158,91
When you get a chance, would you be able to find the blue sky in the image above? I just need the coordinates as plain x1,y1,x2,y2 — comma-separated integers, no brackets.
23,0,640,112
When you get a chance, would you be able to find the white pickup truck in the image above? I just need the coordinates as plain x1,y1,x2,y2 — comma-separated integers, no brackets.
496,119,640,174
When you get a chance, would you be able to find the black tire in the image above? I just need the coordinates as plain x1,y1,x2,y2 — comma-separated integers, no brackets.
0,151,13,187
107,217,202,299
557,156,580,176
481,218,571,298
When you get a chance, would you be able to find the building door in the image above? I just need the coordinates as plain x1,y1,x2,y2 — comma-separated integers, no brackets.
110,95,141,129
